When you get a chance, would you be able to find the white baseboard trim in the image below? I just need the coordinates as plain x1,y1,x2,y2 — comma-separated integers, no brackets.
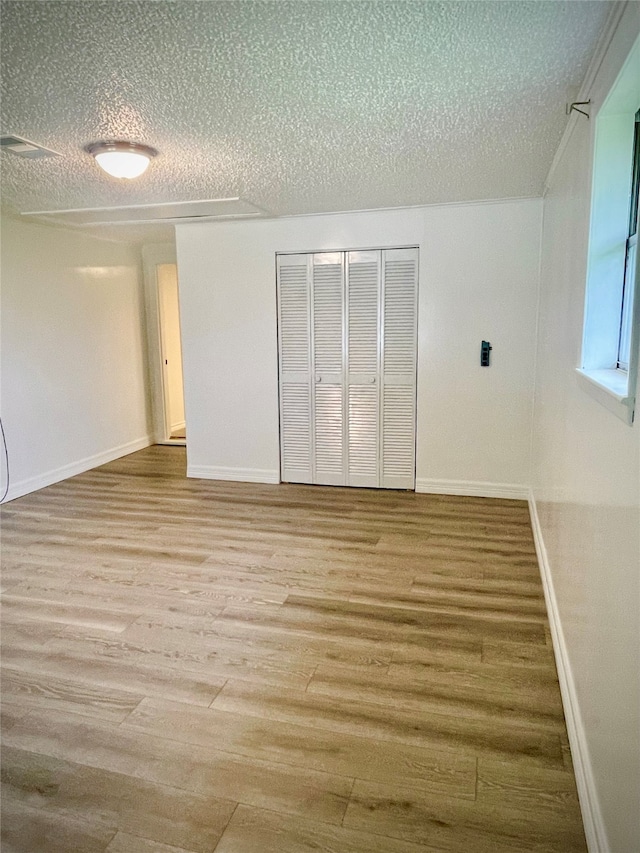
170,421,186,434
3,435,153,503
187,465,280,485
528,491,609,853
415,477,529,500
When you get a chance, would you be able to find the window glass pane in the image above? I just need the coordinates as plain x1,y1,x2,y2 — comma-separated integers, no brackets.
628,111,640,238
618,236,636,370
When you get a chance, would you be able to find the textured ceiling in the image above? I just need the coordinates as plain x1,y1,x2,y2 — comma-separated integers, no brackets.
1,0,613,223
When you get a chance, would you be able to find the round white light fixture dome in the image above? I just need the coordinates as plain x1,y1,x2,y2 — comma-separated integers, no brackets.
85,140,158,179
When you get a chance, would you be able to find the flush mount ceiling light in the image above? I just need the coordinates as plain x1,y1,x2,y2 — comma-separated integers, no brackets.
85,140,158,179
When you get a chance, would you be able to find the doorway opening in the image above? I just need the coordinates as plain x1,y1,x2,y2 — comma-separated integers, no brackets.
142,246,186,446
157,263,186,443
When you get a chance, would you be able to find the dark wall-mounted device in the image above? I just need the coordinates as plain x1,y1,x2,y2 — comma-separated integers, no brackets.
480,340,492,367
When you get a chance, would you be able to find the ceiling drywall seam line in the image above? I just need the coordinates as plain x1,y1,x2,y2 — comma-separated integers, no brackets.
544,0,627,197
527,198,546,502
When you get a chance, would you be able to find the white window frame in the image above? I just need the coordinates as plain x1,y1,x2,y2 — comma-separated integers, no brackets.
578,35,640,425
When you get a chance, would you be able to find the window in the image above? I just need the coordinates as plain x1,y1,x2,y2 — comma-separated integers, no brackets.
618,110,639,371
579,35,640,424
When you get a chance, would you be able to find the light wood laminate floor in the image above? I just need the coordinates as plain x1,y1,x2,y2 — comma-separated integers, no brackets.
0,446,586,853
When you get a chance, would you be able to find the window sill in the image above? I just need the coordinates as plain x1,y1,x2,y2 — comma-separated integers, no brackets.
576,368,635,424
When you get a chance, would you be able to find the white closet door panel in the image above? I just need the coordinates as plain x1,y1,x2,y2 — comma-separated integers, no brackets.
383,249,418,377
313,254,344,374
381,248,417,489
381,385,416,489
281,383,312,482
347,385,378,487
346,251,380,487
278,254,312,483
314,384,344,485
312,253,345,486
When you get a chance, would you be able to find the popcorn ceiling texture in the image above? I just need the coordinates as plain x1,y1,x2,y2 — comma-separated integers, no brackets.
1,0,612,218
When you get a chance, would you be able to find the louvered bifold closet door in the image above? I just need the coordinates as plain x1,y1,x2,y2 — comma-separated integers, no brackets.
312,253,345,486
278,254,312,483
346,251,381,487
381,248,418,489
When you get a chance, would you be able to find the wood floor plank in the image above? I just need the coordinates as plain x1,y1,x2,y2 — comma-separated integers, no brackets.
1,642,227,707
387,639,483,669
0,446,586,852
211,679,565,765
213,803,443,853
477,756,581,812
117,619,317,689
387,652,560,690
0,596,137,633
0,618,68,650
1,745,236,853
280,595,547,640
0,698,30,733
4,710,157,780
1,709,351,826
105,832,198,853
213,600,541,654
344,779,587,852
117,698,477,798
482,638,558,670
3,576,235,618
308,661,565,726
0,797,115,853
57,617,393,677
354,585,548,618
0,667,143,723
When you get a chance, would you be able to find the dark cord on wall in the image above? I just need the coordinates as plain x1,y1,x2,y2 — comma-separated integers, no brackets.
0,417,9,503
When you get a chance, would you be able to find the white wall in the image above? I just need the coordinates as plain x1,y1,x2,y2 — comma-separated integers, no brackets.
0,212,151,500
175,198,540,493
531,5,640,851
